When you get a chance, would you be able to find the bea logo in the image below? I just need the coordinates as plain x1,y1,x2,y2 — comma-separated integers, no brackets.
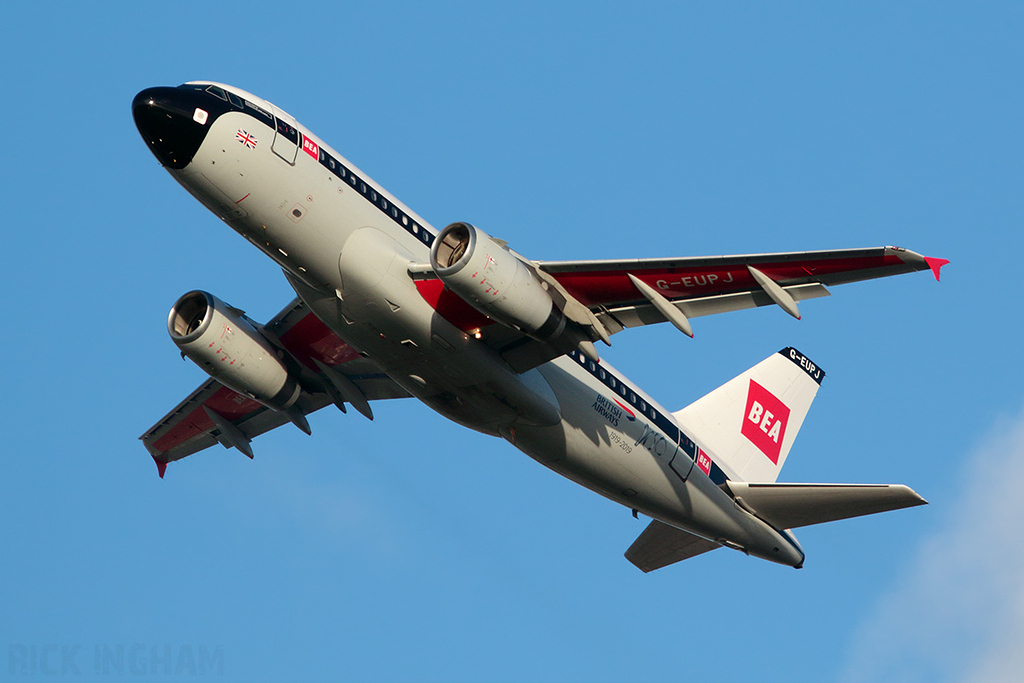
741,380,790,464
696,448,712,476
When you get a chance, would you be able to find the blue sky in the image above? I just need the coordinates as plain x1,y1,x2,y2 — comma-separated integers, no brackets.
2,2,1022,680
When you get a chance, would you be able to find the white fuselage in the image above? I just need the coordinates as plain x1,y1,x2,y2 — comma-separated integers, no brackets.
162,82,803,566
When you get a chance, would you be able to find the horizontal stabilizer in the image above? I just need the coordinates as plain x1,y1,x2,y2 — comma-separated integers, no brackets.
726,482,927,530
625,520,721,572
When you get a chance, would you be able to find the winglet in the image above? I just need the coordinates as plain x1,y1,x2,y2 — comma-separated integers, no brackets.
924,257,949,282
153,456,167,479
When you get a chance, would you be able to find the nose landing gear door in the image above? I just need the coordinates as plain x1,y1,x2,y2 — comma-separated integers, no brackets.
270,106,299,164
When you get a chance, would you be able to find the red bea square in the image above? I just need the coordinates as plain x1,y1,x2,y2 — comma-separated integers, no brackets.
302,137,319,159
741,380,790,465
696,449,712,475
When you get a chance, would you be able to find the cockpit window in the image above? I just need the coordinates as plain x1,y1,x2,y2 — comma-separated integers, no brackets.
227,92,244,108
205,85,228,101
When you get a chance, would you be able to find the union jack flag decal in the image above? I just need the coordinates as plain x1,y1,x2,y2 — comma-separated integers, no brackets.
236,129,257,149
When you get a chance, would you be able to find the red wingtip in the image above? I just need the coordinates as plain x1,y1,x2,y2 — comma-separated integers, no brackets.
153,456,167,479
924,257,950,282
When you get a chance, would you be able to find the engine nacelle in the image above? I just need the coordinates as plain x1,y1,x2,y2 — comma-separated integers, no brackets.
167,290,301,411
430,222,567,342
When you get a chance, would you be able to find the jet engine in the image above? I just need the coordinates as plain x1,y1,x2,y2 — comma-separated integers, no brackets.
167,290,301,411
430,222,571,343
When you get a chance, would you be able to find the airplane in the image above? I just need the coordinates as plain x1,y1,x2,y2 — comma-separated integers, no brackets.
133,81,947,571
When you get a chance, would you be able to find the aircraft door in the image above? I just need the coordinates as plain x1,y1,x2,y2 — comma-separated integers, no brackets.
270,106,299,164
668,432,695,481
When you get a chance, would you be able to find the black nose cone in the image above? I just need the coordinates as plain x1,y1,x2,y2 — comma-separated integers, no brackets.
132,86,212,169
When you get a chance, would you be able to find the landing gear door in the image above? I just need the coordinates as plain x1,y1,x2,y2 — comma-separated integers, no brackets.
270,106,299,164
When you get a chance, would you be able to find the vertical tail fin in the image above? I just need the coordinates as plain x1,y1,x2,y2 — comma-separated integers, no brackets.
673,347,824,483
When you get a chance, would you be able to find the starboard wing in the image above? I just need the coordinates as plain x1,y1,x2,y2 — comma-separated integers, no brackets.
538,246,947,334
429,245,945,373
416,246,945,374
